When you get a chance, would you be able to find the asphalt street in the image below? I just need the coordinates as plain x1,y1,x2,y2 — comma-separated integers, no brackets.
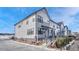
0,40,49,51
69,40,79,51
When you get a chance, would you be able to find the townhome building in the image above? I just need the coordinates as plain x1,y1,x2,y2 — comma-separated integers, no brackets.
68,30,71,36
14,8,71,41
64,26,68,36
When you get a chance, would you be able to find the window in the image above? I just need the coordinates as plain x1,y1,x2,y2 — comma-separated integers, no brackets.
51,30,53,33
26,21,28,25
37,15,43,23
33,18,35,22
18,25,21,28
38,28,44,34
57,26,59,29
53,25,55,28
27,28,34,35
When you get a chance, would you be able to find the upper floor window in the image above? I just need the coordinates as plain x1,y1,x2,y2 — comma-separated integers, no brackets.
26,21,28,25
53,25,55,28
57,26,59,29
37,15,43,23
18,25,21,28
33,18,35,22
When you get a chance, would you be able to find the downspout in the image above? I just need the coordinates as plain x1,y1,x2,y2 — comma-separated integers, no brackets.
35,13,38,42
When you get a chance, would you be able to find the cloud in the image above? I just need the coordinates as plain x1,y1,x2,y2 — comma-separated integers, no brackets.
0,7,79,33
49,7,79,32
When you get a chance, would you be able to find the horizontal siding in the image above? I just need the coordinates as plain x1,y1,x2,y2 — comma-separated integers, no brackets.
15,14,36,39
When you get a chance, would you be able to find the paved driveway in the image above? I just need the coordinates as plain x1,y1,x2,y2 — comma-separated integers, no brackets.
0,39,51,51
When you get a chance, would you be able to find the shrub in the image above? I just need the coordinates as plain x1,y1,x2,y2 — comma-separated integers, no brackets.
55,37,73,48
66,37,73,42
56,38,64,48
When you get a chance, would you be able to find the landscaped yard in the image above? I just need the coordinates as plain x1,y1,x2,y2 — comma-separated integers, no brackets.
48,36,74,49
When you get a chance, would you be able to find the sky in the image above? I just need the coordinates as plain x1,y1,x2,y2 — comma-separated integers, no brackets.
0,7,79,33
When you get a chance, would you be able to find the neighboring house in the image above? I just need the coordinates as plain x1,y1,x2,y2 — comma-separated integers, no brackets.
14,8,71,41
58,22,65,37
64,26,68,36
68,30,71,36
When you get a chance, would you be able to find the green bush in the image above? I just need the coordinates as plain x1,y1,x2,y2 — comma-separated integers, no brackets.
55,37,73,48
56,37,65,48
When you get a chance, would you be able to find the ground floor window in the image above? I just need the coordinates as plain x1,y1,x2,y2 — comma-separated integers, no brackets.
27,28,34,35
38,28,44,34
